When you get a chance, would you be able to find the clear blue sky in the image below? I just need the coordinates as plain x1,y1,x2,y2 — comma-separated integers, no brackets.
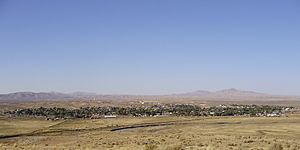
0,0,300,95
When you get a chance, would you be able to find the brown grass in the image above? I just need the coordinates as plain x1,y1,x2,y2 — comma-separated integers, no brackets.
0,115,300,149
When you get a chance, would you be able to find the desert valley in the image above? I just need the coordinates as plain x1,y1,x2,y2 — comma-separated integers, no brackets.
0,89,300,150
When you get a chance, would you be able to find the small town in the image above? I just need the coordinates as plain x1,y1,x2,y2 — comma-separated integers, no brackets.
5,104,296,120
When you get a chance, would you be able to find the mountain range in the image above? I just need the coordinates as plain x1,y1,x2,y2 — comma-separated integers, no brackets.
0,92,96,102
0,89,298,102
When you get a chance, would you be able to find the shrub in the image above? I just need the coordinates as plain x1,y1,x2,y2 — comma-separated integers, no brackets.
269,143,283,150
165,144,183,150
145,143,158,150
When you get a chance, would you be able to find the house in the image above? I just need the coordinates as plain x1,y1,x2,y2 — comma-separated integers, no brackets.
267,113,280,117
104,115,117,118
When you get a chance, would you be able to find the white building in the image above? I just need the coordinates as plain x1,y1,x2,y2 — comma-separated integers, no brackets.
104,115,117,118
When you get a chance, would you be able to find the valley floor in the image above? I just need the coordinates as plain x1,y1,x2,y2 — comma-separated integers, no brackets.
0,115,300,150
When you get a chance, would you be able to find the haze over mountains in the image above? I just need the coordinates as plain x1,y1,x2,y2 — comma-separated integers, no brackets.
173,88,267,97
0,92,97,101
0,89,299,102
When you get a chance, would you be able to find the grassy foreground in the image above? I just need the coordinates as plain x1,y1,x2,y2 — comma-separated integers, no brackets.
0,115,300,150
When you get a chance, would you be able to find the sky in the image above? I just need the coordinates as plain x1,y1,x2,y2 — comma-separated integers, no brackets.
0,0,300,95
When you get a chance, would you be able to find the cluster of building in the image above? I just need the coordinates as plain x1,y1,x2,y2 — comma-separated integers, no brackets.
5,104,297,119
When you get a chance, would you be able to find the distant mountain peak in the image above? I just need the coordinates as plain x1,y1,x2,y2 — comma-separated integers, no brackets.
219,88,253,92
175,88,267,97
217,88,241,93
221,88,239,91
215,88,266,96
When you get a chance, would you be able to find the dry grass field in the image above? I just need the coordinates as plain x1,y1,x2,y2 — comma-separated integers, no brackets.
0,114,300,150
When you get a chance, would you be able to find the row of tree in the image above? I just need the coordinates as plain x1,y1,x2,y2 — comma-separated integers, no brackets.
5,104,293,119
